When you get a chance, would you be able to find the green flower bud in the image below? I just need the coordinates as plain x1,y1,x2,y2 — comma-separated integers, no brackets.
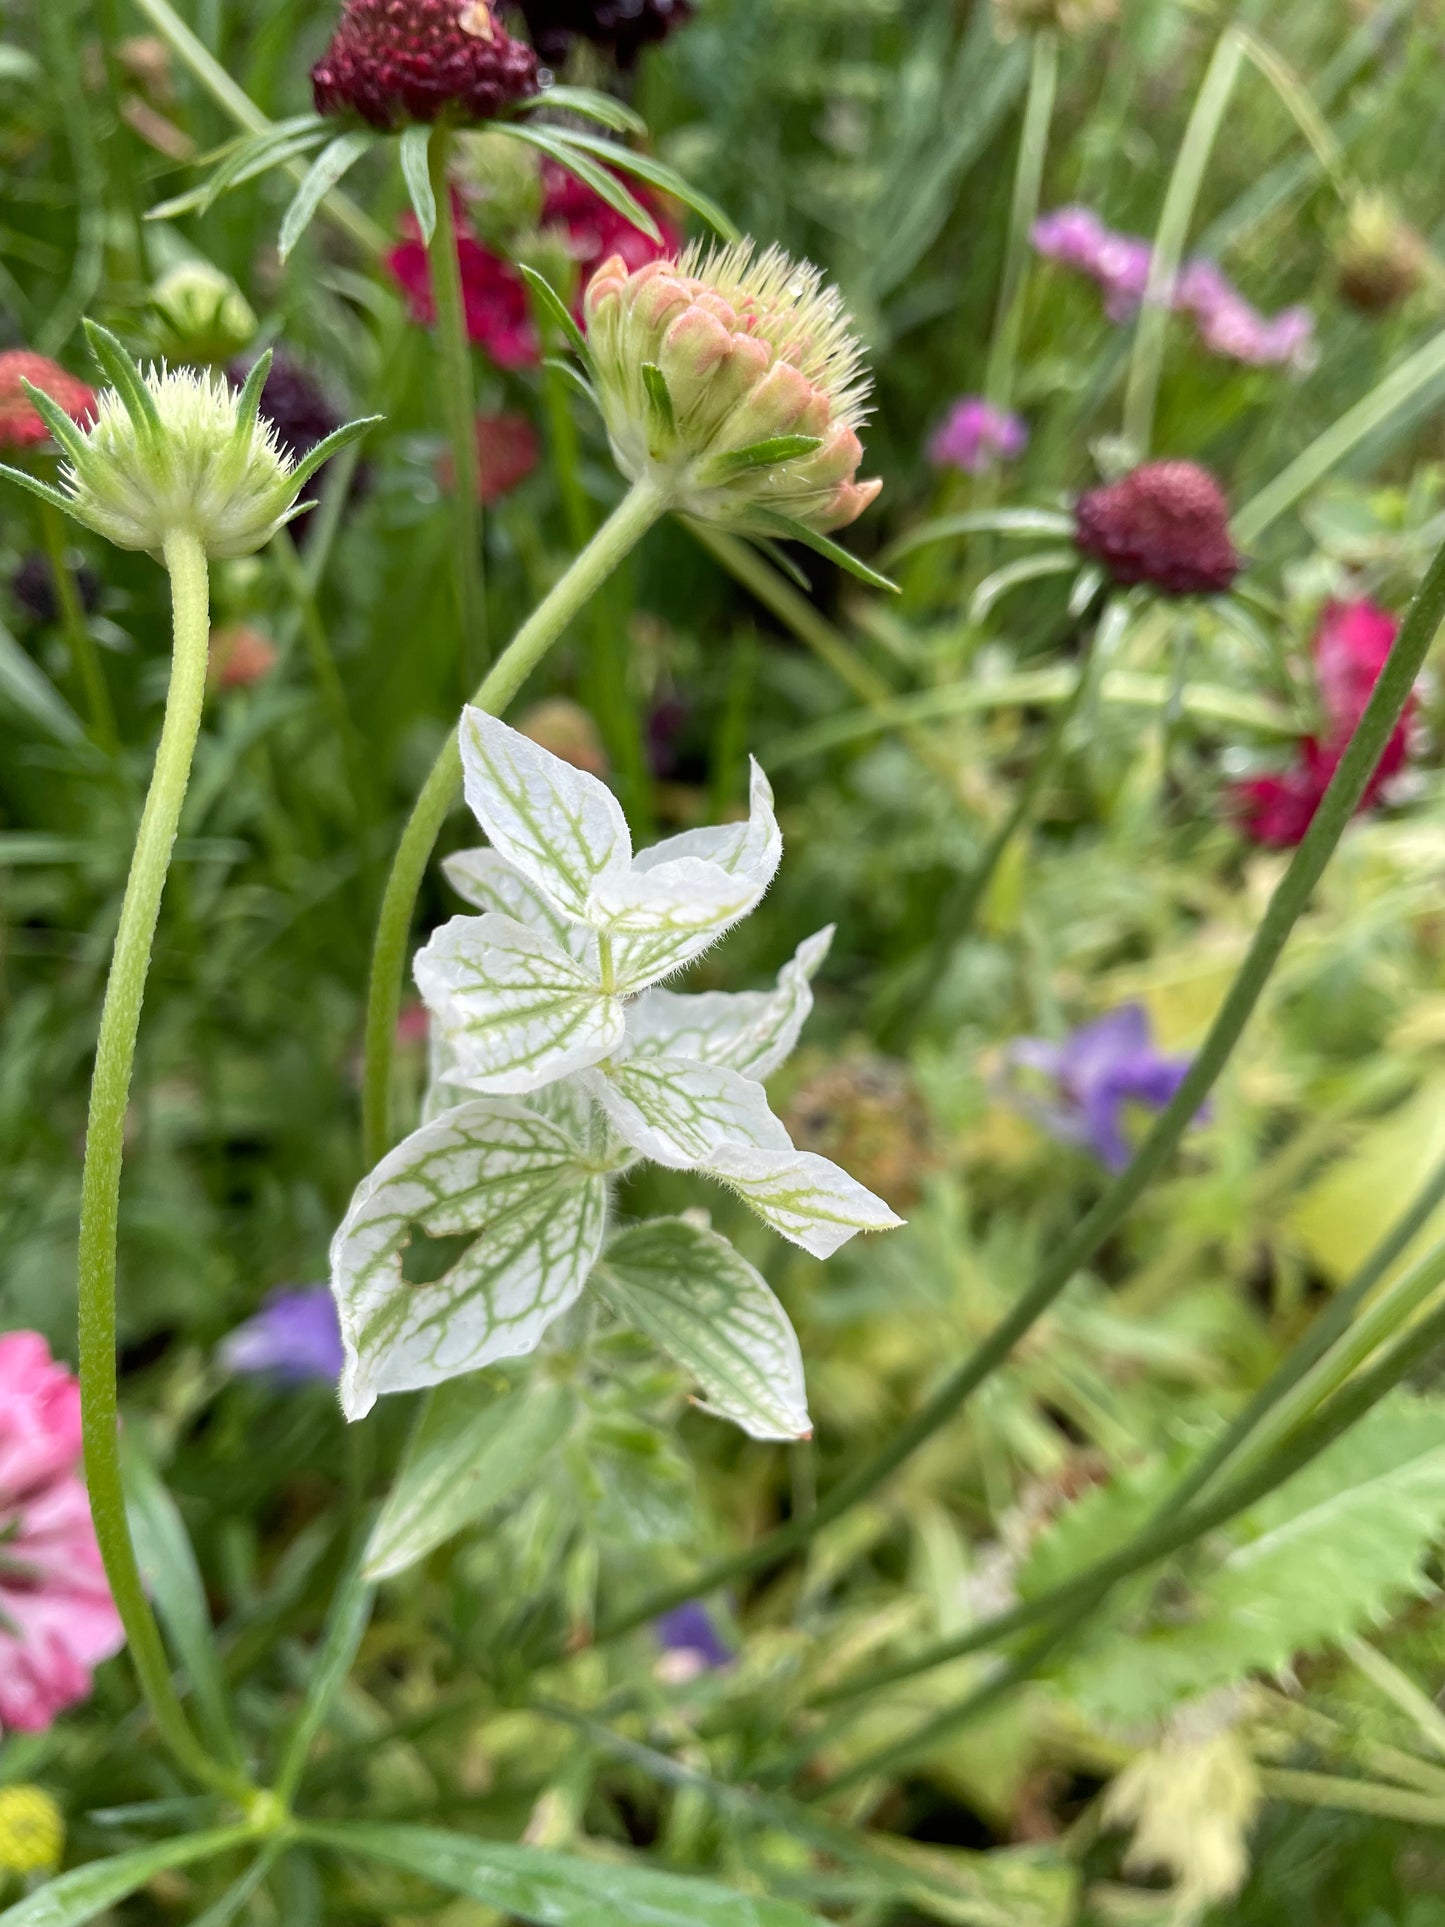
0,324,377,561
150,260,258,365
583,239,881,539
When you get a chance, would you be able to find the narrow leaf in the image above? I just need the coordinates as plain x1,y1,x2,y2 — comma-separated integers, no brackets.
17,385,92,467
518,263,590,365
882,506,1075,565
0,1827,254,1927
537,128,739,240
498,124,661,242
365,1377,575,1580
231,347,274,449
81,321,160,443
0,614,85,743
751,511,900,594
523,84,647,135
0,464,75,519
286,414,383,493
597,1218,810,1440
542,356,601,414
278,131,374,261
398,123,436,242
273,1545,375,1800
301,1819,829,1927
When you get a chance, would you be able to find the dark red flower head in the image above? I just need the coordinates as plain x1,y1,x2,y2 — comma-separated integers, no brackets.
0,351,96,452
513,0,692,65
312,0,539,130
1073,460,1240,597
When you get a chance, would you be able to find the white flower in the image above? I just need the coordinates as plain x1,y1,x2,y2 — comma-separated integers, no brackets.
331,710,903,1427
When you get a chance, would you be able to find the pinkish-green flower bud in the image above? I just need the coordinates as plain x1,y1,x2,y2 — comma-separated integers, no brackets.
582,240,881,539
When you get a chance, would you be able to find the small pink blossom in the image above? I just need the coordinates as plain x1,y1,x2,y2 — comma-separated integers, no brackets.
1233,599,1412,846
0,1334,124,1735
927,396,1028,474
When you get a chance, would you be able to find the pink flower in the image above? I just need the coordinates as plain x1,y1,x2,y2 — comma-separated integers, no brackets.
387,202,539,368
0,1334,123,1735
927,396,1028,474
1032,207,1152,320
1233,599,1412,846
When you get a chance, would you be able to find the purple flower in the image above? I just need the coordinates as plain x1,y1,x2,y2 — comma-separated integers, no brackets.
220,1286,343,1386
1007,1004,1200,1173
927,397,1029,475
1032,206,1153,320
654,1601,732,1679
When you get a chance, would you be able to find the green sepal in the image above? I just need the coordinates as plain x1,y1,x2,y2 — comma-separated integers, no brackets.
751,510,900,593
287,414,383,493
17,383,92,467
0,461,78,518
231,347,274,451
700,434,825,483
518,263,590,367
82,320,162,446
641,362,675,440
541,357,600,415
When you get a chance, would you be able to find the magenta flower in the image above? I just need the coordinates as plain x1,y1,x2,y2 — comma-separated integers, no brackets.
0,1333,124,1735
1233,599,1412,847
220,1286,344,1386
1007,1005,1200,1173
927,396,1028,475
387,206,540,368
1032,207,1153,320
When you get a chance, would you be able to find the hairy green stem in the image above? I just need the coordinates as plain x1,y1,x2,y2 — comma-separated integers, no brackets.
77,530,250,1801
1122,27,1245,455
429,129,487,693
39,498,117,752
807,1288,1445,1796
585,522,1445,1651
360,478,667,1164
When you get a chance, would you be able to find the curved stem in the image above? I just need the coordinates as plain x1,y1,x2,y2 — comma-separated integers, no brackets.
39,498,117,752
77,529,248,1800
586,521,1445,1651
428,127,486,692
361,478,667,1165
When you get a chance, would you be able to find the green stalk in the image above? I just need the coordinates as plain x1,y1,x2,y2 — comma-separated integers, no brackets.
984,29,1058,417
807,1288,1445,1797
428,128,486,693
38,498,117,752
361,478,667,1165
271,527,368,825
1256,1769,1445,1829
76,529,251,1802
584,522,1445,1652
1122,27,1245,456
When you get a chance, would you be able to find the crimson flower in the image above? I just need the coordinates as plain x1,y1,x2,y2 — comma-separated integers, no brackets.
311,0,538,129
0,352,96,452
1234,600,1413,846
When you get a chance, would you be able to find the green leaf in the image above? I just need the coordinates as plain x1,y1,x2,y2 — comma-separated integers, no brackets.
121,1431,243,1770
1056,1394,1445,1726
272,1545,375,1801
518,263,591,365
881,507,1075,566
968,549,1080,622
0,614,84,743
529,127,739,241
542,356,600,414
700,435,825,483
278,130,374,261
640,361,675,438
301,1820,829,1927
595,1218,809,1440
524,84,647,135
749,511,900,594
365,1377,575,1579
499,124,661,242
398,123,436,243
286,414,383,494
0,1827,254,1927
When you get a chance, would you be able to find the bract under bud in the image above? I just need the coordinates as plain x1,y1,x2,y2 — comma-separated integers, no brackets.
583,239,881,538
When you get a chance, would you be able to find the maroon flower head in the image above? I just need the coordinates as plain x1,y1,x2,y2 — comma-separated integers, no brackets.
1073,460,1240,597
312,0,539,130
513,0,692,66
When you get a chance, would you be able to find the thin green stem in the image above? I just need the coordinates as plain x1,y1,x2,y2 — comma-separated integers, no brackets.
361,478,667,1164
77,529,250,1802
807,1290,1445,1796
38,499,117,752
1122,27,1245,456
584,522,1445,1652
1257,1768,1445,1829
271,528,368,825
429,128,486,692
984,29,1058,417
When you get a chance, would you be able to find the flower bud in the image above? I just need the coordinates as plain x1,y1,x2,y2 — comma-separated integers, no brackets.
150,260,258,364
0,327,377,561
1335,192,1425,316
1073,460,1239,596
583,240,881,537
311,0,538,130
209,621,279,690
0,1785,63,1876
0,351,95,452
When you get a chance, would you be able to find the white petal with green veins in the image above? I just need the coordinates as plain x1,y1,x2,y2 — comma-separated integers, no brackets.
441,845,584,955
595,1218,810,1441
706,1145,904,1258
586,1057,790,1168
331,1099,609,1419
595,857,773,991
414,912,620,1095
630,759,780,881
460,705,630,921
627,926,833,1077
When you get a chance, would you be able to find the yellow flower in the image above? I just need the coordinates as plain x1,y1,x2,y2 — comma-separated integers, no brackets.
0,1786,63,1876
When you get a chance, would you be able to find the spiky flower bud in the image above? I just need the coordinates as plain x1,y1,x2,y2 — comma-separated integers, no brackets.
513,0,693,66
312,0,539,130
0,351,95,452
0,326,376,561
1073,460,1239,596
583,240,881,538
150,261,258,364
1336,192,1425,316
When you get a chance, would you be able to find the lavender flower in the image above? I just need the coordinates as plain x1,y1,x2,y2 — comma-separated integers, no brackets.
654,1601,732,1680
220,1286,344,1385
1007,1004,1200,1173
1032,206,1315,368
927,396,1028,475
